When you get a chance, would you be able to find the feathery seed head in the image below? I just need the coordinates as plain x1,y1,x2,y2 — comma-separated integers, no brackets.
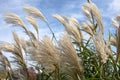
4,12,26,28
54,15,82,44
53,14,66,26
110,36,117,46
112,18,119,29
59,34,83,79
28,36,60,72
23,6,46,21
82,5,92,22
39,36,60,62
70,19,82,43
0,42,16,53
69,17,80,29
116,14,120,22
53,15,82,43
82,2,104,34
20,39,27,52
82,22,93,36
93,33,108,64
64,17,82,44
26,31,37,40
26,16,38,33
13,32,21,48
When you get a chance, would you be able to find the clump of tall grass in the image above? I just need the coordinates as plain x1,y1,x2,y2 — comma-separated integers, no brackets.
0,0,120,80
58,34,83,80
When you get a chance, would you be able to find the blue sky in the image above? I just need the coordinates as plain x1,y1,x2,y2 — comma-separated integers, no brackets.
0,0,120,42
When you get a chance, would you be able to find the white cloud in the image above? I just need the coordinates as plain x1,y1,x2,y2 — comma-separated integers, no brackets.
0,0,43,42
67,12,85,20
108,0,120,13
60,0,85,20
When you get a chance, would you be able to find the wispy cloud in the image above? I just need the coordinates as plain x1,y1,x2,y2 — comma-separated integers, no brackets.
108,0,120,13
0,0,120,43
